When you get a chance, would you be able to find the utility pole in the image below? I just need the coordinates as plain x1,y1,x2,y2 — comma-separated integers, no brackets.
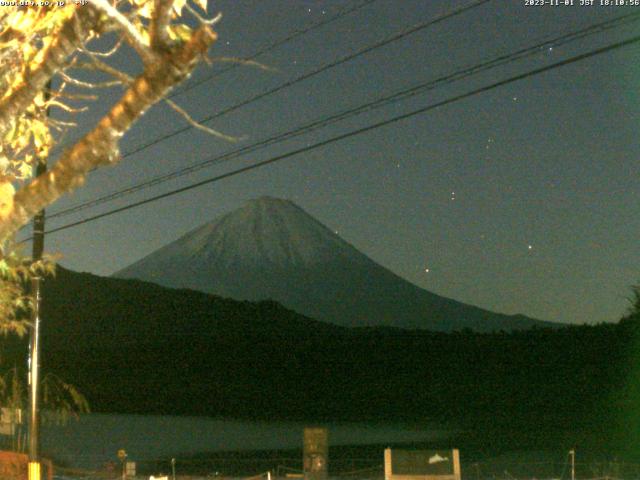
569,449,576,480
28,83,50,480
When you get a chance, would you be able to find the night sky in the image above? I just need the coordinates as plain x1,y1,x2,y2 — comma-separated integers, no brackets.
32,0,640,325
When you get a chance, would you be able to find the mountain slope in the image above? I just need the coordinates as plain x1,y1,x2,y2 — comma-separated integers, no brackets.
37,266,345,419
115,196,555,332
29,267,623,434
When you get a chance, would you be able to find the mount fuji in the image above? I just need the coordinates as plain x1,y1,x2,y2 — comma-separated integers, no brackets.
114,196,555,332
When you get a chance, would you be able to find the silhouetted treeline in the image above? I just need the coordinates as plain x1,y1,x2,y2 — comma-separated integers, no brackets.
2,268,639,457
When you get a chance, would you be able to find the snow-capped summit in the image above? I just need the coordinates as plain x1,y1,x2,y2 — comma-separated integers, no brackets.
172,196,362,269
115,197,554,331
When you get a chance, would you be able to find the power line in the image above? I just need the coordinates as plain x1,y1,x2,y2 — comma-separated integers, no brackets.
168,0,380,98
31,33,640,239
48,0,380,156
46,0,494,219
113,0,493,160
47,10,640,220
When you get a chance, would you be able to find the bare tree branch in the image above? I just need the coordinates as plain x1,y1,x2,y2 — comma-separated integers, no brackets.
150,0,175,49
88,0,157,64
0,7,100,140
59,71,121,89
49,118,78,130
0,25,217,242
46,100,89,114
210,56,275,72
51,91,99,101
82,35,125,57
75,57,134,85
164,98,243,142
185,6,222,26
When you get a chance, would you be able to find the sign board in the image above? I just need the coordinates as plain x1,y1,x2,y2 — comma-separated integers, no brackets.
384,449,460,480
0,409,22,436
0,408,21,425
303,427,328,480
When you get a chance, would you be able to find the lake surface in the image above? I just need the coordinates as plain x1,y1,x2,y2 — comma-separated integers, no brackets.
40,414,451,470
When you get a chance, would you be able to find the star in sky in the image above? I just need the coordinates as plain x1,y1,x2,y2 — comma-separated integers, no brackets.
486,137,494,150
46,0,637,327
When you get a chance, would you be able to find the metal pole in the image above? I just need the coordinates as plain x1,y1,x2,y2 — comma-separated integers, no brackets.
28,82,50,480
570,449,575,480
172,458,176,480
28,272,42,459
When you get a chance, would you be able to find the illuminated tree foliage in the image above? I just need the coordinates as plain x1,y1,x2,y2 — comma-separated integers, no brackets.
0,0,219,334
0,366,90,451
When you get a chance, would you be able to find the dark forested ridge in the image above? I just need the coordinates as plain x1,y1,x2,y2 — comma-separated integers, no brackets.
2,267,639,456
114,197,555,332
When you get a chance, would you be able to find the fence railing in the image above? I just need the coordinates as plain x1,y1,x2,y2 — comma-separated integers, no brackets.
46,459,640,480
